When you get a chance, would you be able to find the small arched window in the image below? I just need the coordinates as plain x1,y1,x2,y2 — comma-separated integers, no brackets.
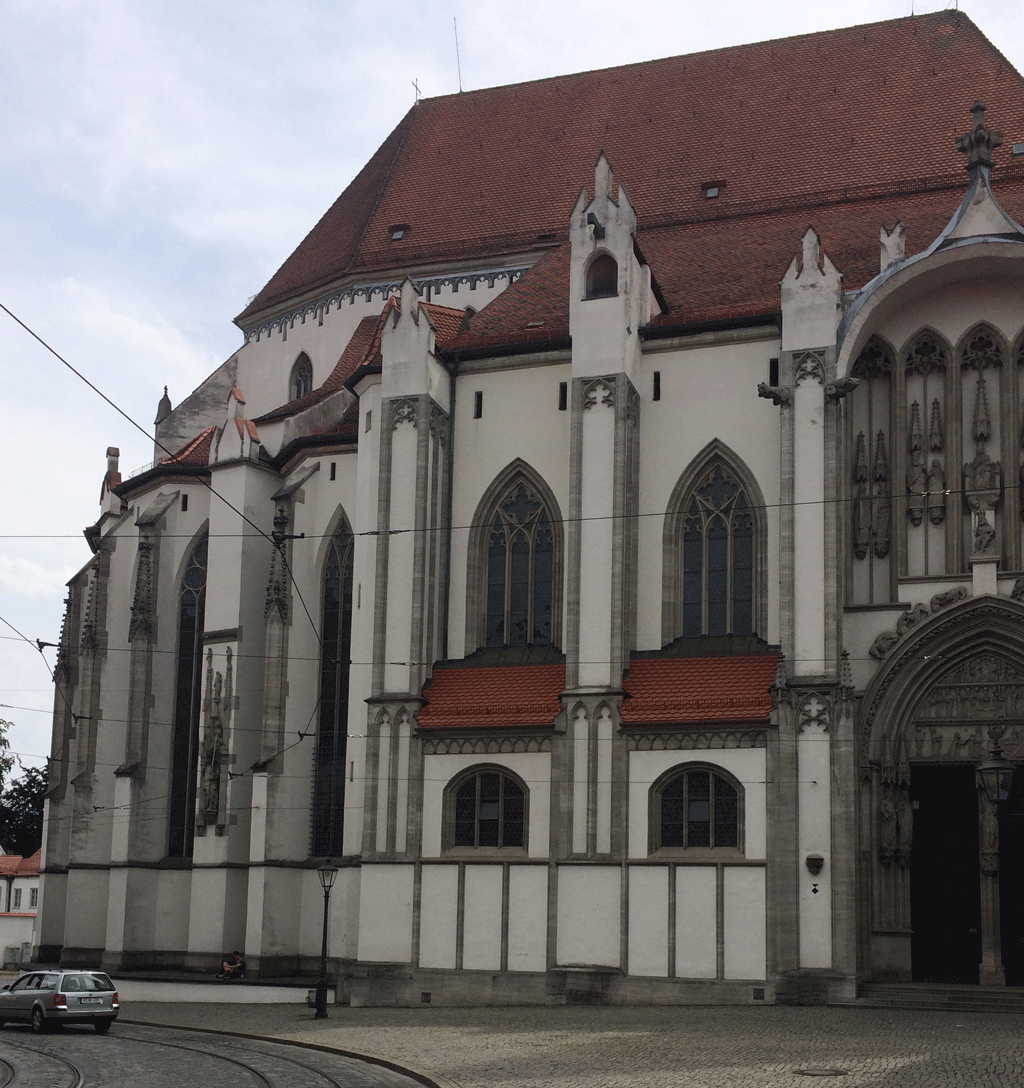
291,352,313,401
652,766,741,853
448,768,526,849
585,253,618,299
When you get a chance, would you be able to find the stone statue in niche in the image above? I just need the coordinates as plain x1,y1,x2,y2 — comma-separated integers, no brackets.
1012,576,1024,601
964,449,1002,512
200,667,225,825
879,784,897,859
907,402,926,526
873,431,891,558
896,785,913,855
853,431,870,560
927,459,946,524
973,509,996,553
930,727,943,758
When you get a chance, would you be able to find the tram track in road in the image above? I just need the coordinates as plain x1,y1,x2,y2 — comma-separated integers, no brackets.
0,1022,433,1088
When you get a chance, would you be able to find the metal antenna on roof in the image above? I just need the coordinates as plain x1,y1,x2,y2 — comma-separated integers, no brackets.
412,78,422,103
454,17,463,93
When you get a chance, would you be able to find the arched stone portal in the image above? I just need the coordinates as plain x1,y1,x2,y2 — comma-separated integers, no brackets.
859,596,1024,985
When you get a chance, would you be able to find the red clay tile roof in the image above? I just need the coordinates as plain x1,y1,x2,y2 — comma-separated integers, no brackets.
622,656,777,724
0,849,40,876
237,13,1024,329
418,664,566,729
160,425,215,466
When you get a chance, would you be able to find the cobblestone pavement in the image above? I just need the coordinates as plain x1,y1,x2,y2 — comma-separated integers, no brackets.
122,1002,1024,1088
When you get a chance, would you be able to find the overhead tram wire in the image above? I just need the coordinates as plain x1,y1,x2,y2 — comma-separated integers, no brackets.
0,299,324,657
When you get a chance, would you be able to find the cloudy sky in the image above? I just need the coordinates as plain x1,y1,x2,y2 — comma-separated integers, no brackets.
2,0,1023,778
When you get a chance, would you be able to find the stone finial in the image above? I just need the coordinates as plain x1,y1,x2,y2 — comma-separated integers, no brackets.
154,385,172,426
955,101,1003,171
880,222,905,271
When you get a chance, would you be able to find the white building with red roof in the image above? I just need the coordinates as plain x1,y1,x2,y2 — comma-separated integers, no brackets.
40,13,1024,1004
1,849,40,967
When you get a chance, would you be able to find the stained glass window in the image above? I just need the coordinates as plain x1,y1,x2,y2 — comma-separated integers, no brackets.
659,769,739,850
311,524,353,856
168,537,207,858
452,770,525,849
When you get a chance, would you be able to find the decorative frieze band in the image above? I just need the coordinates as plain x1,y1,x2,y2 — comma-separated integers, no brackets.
242,267,529,343
421,735,553,755
625,729,767,752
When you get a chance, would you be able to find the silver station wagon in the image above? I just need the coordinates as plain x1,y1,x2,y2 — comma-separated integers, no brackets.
0,969,119,1033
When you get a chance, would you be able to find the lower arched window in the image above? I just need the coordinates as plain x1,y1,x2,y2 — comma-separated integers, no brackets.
448,768,526,849
652,766,741,852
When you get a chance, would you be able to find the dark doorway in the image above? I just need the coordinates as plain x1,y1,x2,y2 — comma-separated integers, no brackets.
999,771,1024,987
911,766,980,983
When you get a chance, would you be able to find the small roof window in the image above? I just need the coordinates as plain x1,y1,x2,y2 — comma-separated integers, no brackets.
388,223,411,241
701,180,725,199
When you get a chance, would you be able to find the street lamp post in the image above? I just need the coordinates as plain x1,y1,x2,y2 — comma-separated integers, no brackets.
315,859,339,1019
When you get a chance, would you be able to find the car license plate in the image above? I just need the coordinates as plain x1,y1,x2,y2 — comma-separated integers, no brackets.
79,997,103,1004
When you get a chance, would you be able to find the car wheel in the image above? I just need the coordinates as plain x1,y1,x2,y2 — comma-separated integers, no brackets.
93,1019,112,1035
31,1006,48,1034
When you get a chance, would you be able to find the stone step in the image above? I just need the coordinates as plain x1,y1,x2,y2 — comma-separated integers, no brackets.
856,983,1024,1014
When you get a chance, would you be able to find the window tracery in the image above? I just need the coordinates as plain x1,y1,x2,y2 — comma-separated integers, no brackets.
168,536,207,858
485,483,555,648
311,521,353,856
290,352,313,401
447,768,526,850
651,765,742,852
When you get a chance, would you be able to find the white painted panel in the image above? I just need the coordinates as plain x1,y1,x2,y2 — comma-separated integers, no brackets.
357,865,414,963
596,708,612,855
793,379,826,675
418,866,459,969
573,709,588,854
629,749,767,860
723,867,766,980
628,867,668,977
395,715,410,854
556,866,620,967
798,722,833,969
463,865,503,971
578,398,615,688
375,719,391,853
675,866,717,978
421,752,551,858
508,866,548,972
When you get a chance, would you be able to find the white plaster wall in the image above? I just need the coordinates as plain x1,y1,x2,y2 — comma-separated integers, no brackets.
418,865,459,968
798,720,832,969
152,870,191,954
628,866,668,977
462,865,503,971
421,752,551,858
628,749,767,860
63,869,109,949
723,867,766,979
298,867,359,960
357,865,414,963
384,421,418,692
865,275,1024,368
676,866,717,978
556,865,620,967
446,359,571,660
793,379,826,675
507,866,548,972
578,395,616,687
636,335,782,650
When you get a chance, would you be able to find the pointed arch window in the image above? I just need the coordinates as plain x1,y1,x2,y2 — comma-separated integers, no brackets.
291,352,313,401
311,522,354,856
681,467,755,638
585,253,618,299
168,537,207,858
485,483,555,648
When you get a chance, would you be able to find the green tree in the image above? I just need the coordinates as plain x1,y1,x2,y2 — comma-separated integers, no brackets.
0,718,13,788
0,763,48,857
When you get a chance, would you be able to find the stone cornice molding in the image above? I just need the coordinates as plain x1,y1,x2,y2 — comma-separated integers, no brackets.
625,729,767,752
421,735,552,755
